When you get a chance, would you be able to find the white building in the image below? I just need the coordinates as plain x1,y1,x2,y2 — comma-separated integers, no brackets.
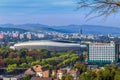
10,40,87,52
88,43,118,64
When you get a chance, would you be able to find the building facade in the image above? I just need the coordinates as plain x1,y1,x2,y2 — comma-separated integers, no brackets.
87,43,120,65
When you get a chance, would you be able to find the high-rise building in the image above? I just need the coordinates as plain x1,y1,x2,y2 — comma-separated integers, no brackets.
80,28,83,35
0,34,4,39
27,32,31,39
19,34,24,39
87,43,120,65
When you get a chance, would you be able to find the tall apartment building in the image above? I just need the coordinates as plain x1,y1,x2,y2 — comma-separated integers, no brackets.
87,43,120,65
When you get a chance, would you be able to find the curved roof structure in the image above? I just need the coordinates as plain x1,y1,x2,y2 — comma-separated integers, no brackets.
12,40,87,52
14,40,81,47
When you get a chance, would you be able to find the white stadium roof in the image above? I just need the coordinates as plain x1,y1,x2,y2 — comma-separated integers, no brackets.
14,40,81,47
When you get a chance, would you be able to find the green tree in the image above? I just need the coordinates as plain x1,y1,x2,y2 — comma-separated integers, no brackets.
67,50,77,54
62,74,74,80
39,48,51,58
23,75,32,80
78,70,95,80
19,48,28,58
6,64,17,73
31,60,40,66
26,56,33,65
74,62,86,74
20,63,29,68
114,69,120,80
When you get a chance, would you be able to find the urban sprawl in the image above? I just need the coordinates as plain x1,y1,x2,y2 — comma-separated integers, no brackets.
0,30,120,80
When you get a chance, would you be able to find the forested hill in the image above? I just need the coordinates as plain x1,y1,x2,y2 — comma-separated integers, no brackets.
0,27,28,32
1,24,120,34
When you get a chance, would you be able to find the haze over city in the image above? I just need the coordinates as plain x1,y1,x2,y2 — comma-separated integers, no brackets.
0,0,120,27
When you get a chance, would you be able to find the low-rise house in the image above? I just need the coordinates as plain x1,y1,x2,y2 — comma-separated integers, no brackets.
54,79,59,80
25,65,49,78
24,68,35,75
30,77,53,80
93,69,99,75
52,70,57,77
3,74,24,80
68,69,79,80
57,69,65,80
3,77,19,80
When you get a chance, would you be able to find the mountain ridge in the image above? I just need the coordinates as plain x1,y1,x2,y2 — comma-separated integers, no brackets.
0,24,120,34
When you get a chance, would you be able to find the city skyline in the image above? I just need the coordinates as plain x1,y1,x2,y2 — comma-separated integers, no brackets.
0,0,120,27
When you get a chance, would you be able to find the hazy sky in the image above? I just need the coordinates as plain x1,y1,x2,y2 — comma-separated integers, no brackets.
0,0,120,27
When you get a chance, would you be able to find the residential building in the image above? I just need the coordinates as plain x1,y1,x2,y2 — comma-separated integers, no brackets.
25,65,49,78
30,77,54,80
3,74,24,80
68,69,79,80
57,69,65,80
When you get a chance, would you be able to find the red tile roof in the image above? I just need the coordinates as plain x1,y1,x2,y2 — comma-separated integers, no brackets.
68,69,78,74
25,65,46,74
57,69,64,73
30,77,53,80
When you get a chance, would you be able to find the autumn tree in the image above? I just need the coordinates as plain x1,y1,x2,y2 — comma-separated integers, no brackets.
0,58,4,67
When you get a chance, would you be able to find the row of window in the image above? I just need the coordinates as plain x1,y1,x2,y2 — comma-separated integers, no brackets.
89,58,115,60
89,52,114,54
89,55,115,58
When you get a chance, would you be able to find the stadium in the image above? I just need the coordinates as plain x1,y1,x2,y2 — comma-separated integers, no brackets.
10,40,87,52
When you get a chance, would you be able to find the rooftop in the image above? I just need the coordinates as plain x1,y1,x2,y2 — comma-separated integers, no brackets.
14,40,81,47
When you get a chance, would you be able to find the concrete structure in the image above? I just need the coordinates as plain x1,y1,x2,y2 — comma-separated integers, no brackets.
87,43,120,65
11,40,87,52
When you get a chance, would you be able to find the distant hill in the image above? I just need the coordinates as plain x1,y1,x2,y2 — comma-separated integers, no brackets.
52,25,120,34
0,24,120,34
0,24,66,33
0,27,28,33
17,24,69,33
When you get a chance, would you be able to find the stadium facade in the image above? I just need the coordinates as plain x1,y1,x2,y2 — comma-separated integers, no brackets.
11,40,87,52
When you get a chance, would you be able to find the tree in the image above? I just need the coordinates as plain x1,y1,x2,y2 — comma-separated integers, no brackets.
4,58,12,66
74,62,86,74
78,0,120,17
95,65,116,80
20,63,29,68
39,48,51,58
62,74,74,80
114,70,120,80
19,48,28,58
9,52,18,58
67,50,77,54
31,60,40,66
6,64,17,73
23,75,32,80
78,70,95,80
0,58,4,67
26,56,33,65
